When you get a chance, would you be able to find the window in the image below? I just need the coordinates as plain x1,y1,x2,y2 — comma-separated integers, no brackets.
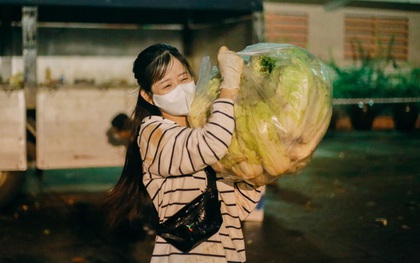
344,15,408,61
265,12,308,48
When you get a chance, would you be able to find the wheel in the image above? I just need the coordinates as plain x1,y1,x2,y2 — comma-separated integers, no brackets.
0,171,26,208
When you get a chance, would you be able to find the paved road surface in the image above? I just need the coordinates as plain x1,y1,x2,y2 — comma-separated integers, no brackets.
1,131,419,263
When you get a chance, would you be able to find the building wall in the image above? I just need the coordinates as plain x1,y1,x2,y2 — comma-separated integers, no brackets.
264,2,420,66
1,4,418,85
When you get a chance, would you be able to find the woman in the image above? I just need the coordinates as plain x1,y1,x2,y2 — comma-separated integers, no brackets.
106,43,262,262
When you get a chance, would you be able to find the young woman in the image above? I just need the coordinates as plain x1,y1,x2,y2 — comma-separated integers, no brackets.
106,43,262,262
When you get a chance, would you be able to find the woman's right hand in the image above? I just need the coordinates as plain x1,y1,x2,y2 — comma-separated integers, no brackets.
217,46,244,91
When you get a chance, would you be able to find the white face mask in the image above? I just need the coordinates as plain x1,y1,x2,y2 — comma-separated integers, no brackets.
152,81,196,116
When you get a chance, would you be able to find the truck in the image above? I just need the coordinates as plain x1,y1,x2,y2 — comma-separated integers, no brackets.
0,0,264,208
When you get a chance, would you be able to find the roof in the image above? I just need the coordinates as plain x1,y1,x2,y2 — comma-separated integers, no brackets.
0,0,264,24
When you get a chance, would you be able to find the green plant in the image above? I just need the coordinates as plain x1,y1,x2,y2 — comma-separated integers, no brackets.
329,38,396,99
387,67,420,98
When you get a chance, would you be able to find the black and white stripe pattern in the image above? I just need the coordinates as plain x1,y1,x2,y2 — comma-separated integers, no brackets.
139,98,262,262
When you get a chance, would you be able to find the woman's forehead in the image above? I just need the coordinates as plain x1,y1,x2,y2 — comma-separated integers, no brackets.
159,58,188,81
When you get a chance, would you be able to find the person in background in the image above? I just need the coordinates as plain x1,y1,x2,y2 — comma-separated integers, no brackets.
107,113,131,147
105,43,262,262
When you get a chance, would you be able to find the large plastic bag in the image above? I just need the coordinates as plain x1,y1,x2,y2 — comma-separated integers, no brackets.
189,43,333,186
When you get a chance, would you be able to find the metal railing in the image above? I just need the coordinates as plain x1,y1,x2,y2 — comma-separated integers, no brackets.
332,97,420,105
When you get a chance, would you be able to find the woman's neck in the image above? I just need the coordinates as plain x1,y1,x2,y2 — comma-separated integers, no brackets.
162,112,189,127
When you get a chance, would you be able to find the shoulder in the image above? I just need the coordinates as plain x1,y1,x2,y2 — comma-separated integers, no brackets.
138,115,190,149
141,115,176,128
140,116,181,135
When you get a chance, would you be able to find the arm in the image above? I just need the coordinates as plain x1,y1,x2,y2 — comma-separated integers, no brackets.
233,181,263,220
140,46,244,177
140,99,235,176
218,46,243,101
218,179,263,221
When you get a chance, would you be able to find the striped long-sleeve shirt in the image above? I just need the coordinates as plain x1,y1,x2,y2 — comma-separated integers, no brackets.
139,98,263,263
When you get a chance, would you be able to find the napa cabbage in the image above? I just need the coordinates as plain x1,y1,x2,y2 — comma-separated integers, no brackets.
189,43,332,186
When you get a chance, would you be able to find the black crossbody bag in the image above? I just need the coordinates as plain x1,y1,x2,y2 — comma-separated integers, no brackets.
156,166,223,253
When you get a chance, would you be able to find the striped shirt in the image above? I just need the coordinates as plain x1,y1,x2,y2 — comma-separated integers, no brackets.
139,98,263,263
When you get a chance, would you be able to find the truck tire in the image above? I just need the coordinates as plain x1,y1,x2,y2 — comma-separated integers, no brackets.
0,171,26,209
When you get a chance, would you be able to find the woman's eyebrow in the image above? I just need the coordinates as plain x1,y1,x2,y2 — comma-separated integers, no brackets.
157,78,170,85
156,71,188,86
178,71,188,77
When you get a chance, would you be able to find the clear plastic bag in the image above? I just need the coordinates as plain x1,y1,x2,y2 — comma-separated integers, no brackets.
189,43,333,186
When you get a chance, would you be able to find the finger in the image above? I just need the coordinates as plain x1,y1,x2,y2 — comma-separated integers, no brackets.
219,46,228,53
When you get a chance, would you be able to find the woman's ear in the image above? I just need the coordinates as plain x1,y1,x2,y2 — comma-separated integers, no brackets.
140,89,153,104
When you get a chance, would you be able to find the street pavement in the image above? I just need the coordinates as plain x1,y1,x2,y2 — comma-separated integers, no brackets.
0,130,419,263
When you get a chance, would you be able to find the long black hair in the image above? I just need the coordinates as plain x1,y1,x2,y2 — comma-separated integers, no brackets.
104,43,194,227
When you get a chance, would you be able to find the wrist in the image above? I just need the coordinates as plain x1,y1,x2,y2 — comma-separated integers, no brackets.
219,79,240,90
219,88,239,101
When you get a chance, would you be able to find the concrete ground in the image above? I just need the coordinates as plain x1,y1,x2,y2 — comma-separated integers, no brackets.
0,130,419,263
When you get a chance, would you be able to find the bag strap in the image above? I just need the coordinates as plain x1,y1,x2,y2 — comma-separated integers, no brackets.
153,167,218,224
204,166,217,191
